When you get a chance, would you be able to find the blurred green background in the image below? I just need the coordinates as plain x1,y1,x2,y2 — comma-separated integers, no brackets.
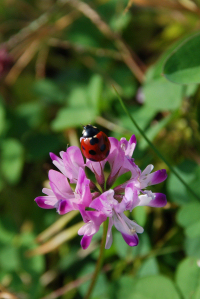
1,0,200,298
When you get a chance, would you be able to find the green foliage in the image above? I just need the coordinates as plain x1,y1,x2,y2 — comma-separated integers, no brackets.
1,139,24,184
176,257,200,299
164,33,200,84
143,78,183,111
168,160,198,204
0,219,45,297
51,75,103,131
118,275,180,299
1,0,200,298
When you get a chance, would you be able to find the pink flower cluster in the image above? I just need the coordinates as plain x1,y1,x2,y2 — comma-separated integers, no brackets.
35,135,167,249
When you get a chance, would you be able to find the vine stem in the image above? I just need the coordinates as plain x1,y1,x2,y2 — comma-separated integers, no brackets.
84,220,108,299
113,85,200,202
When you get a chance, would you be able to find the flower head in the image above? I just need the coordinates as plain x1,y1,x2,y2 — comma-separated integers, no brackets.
35,133,167,249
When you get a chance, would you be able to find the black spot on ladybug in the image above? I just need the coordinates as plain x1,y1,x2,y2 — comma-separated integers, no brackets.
82,146,85,150
89,150,96,155
100,144,106,152
106,150,110,157
90,138,99,145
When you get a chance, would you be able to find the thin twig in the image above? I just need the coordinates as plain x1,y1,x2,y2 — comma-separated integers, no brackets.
48,38,123,60
96,116,131,134
5,39,40,85
36,211,79,243
35,46,49,79
61,0,146,83
130,0,200,15
41,274,92,299
27,222,83,256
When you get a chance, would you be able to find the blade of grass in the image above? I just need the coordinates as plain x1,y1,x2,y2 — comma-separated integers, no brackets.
113,85,200,202
36,210,79,243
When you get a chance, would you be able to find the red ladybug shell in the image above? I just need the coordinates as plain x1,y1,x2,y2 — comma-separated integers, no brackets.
81,131,110,162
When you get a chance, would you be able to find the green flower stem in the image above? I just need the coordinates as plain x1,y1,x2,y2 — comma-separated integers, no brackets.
84,219,108,299
113,85,200,202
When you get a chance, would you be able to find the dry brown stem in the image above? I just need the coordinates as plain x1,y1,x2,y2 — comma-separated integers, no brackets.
61,0,146,83
130,0,200,15
41,274,92,299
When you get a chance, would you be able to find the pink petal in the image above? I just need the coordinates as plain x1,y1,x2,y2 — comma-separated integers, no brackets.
138,192,167,207
121,184,139,211
49,170,73,197
106,138,125,188
90,190,115,217
105,217,113,249
86,160,106,187
120,134,137,158
121,232,139,247
57,199,74,214
142,164,154,176
118,157,140,179
35,196,57,209
81,235,93,250
50,152,67,177
147,193,167,207
75,168,92,207
50,152,60,162
42,188,54,196
63,146,84,183
148,169,167,185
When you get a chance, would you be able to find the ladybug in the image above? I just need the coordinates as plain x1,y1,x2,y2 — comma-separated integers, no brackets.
81,125,110,162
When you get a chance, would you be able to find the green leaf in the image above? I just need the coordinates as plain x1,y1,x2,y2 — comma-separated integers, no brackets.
0,219,15,243
194,285,200,299
132,275,180,299
1,138,24,184
68,87,87,108
167,160,198,205
164,33,200,84
51,107,95,131
114,231,130,259
176,257,200,299
0,245,20,271
189,166,200,200
146,33,199,82
184,236,200,258
34,79,66,104
137,258,159,277
143,77,183,111
131,233,152,258
19,232,45,274
78,264,109,298
118,275,180,299
117,276,135,299
185,220,200,238
177,202,200,228
185,84,198,97
16,102,44,128
87,74,103,113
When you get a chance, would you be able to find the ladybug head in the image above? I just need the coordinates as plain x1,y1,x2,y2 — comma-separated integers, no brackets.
82,124,100,138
